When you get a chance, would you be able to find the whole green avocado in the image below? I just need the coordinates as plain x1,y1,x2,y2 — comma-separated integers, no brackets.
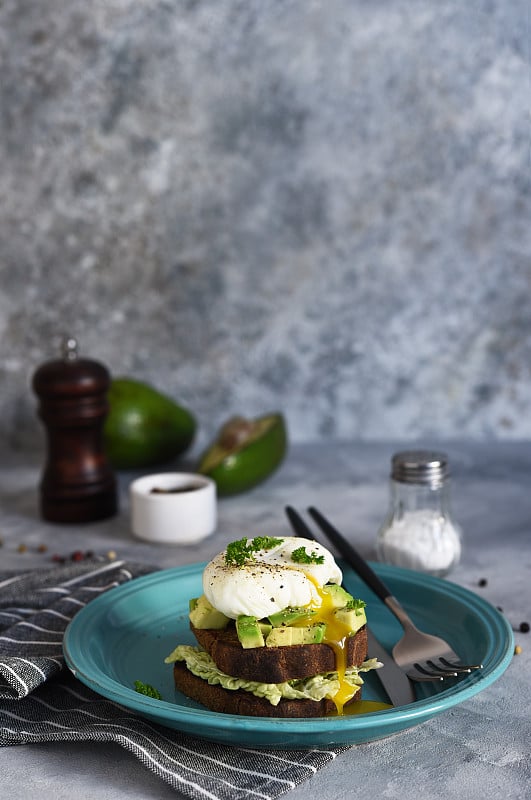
104,377,196,469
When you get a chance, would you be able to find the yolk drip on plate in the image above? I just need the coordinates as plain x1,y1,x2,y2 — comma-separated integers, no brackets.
306,580,359,715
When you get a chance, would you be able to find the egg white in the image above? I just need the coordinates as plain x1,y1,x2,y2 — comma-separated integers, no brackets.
202,536,343,619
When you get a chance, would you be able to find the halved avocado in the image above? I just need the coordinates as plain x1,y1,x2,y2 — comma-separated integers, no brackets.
197,412,287,496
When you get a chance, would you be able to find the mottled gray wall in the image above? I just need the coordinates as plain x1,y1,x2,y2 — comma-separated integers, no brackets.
1,0,530,452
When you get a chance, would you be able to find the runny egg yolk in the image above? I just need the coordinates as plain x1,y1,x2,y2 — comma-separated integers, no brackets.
306,579,359,715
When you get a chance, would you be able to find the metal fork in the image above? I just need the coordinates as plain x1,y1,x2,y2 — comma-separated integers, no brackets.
286,505,482,682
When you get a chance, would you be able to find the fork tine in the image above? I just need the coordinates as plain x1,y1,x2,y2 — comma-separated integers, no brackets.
409,659,484,681
425,660,459,676
412,662,454,679
439,658,483,672
406,667,445,682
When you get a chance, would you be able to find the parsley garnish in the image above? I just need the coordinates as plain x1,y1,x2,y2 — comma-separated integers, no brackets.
251,536,283,551
225,537,251,566
345,598,366,613
225,536,283,566
291,546,325,565
134,680,162,700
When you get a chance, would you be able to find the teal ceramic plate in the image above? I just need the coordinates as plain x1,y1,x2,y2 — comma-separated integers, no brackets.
63,562,514,748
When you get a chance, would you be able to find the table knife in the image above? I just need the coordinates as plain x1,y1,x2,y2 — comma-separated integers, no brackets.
366,626,416,707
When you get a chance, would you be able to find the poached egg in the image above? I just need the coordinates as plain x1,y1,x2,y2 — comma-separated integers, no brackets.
203,536,342,620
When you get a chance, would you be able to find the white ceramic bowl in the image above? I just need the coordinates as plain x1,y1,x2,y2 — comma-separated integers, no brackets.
130,472,217,544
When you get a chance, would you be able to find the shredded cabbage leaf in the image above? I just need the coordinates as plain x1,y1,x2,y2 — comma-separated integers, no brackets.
165,645,381,706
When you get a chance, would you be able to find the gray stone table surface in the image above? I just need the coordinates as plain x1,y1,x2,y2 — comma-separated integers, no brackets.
0,440,529,800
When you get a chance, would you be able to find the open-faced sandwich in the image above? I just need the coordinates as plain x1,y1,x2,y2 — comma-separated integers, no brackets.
165,536,380,717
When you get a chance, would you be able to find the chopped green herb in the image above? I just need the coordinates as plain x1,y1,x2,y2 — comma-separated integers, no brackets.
225,536,283,566
225,537,252,566
291,546,325,565
250,536,282,551
134,680,162,700
345,597,366,613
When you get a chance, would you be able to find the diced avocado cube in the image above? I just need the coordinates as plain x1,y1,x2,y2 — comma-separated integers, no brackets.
236,615,265,648
189,597,199,612
189,594,230,630
258,620,273,637
266,626,301,647
265,623,326,647
321,584,354,608
236,614,265,650
307,622,326,643
333,606,367,634
268,606,316,627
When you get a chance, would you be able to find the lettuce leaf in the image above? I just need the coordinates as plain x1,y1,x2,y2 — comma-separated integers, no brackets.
165,645,380,706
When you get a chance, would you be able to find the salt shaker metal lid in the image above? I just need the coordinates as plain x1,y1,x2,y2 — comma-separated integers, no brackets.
391,450,449,488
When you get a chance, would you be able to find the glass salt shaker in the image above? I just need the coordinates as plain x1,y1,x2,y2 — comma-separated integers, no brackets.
376,450,462,577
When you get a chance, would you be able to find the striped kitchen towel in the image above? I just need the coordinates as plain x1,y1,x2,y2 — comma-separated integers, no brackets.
0,560,347,800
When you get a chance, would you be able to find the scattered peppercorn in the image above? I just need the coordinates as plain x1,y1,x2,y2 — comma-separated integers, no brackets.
37,543,48,553
107,550,117,561
478,578,488,587
50,550,104,564
519,622,530,633
514,645,522,655
17,543,27,553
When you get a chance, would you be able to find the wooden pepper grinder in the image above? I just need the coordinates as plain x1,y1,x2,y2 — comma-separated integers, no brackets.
32,337,118,523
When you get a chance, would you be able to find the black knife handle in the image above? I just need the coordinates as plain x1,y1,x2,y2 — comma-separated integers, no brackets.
307,506,392,603
285,505,314,539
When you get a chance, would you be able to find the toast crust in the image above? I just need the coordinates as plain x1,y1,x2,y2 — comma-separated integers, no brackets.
191,622,368,683
172,660,361,717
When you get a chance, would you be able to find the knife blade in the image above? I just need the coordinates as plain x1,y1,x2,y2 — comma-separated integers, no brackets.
365,626,416,707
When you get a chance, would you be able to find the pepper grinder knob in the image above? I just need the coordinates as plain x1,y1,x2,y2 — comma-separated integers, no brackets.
62,336,79,360
32,337,118,523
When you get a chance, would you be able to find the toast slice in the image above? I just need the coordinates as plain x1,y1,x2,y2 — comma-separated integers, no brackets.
173,660,361,717
191,622,368,683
